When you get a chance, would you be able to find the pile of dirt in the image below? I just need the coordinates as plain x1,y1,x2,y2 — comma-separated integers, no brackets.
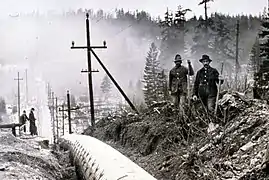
87,92,269,180
0,132,75,180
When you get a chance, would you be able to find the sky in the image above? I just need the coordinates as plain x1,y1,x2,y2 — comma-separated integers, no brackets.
1,0,267,18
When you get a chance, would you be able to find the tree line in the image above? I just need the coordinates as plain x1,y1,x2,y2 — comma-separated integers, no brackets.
22,5,266,106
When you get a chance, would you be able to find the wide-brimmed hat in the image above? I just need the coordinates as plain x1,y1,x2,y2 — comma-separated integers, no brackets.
199,54,212,63
174,54,183,62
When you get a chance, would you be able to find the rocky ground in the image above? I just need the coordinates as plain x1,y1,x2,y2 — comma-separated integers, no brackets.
85,91,269,180
0,131,76,180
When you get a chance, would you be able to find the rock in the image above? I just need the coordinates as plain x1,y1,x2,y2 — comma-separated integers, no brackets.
0,166,5,171
223,171,234,178
240,142,256,152
38,140,49,149
198,143,212,154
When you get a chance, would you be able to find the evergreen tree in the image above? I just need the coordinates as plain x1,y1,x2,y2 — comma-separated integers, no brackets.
249,37,261,74
211,13,234,61
143,42,161,105
100,75,112,100
198,0,214,29
191,16,212,58
259,12,269,62
135,79,144,105
174,6,191,54
157,70,169,101
159,7,190,71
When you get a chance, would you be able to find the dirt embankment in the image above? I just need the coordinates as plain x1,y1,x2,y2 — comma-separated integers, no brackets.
0,132,76,180
86,93,269,180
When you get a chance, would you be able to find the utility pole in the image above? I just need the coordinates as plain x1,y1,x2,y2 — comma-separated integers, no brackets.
235,20,240,90
25,69,28,104
14,72,23,122
59,91,79,134
55,97,59,142
61,103,65,135
51,92,56,144
67,91,71,134
71,13,106,128
71,13,139,128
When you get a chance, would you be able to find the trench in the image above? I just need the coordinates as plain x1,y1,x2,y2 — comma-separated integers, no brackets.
51,144,78,180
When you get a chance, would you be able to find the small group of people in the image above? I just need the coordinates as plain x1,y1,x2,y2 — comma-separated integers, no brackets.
19,108,38,136
169,54,223,114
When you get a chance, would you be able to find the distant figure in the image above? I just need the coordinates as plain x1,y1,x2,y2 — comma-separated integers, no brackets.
29,108,37,136
19,110,29,133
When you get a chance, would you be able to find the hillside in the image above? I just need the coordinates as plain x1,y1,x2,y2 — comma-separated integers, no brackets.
85,92,269,180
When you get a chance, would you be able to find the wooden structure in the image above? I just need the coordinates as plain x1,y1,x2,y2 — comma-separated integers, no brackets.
0,123,22,136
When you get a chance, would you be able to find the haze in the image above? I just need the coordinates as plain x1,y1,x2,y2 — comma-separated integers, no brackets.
0,0,266,105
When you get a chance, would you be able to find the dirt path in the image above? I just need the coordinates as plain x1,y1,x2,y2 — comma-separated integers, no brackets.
0,131,65,180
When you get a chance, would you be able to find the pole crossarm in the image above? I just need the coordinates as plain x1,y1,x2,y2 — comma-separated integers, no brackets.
81,69,99,73
71,45,107,49
59,106,80,112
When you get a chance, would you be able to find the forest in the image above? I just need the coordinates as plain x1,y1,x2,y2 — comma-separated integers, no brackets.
8,3,266,106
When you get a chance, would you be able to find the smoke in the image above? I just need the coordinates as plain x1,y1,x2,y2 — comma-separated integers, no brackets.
0,10,156,104
0,4,261,106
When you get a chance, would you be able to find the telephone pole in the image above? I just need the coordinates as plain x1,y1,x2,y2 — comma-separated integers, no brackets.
71,13,106,128
61,103,65,135
67,91,71,133
59,91,79,134
55,97,59,141
14,72,23,122
71,13,139,124
50,92,56,144
235,20,240,90
25,69,28,104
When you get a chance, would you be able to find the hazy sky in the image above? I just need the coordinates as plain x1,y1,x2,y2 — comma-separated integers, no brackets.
1,0,267,18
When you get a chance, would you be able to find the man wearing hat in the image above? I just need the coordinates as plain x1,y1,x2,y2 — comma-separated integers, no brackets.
19,110,29,133
169,54,194,110
193,54,223,112
29,108,37,136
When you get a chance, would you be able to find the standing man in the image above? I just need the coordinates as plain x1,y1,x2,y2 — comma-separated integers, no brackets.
169,54,194,110
19,110,29,133
29,108,37,136
193,54,223,113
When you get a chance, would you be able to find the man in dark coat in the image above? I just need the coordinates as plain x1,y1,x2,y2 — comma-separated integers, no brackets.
169,54,194,110
29,108,37,136
19,110,29,133
193,54,223,112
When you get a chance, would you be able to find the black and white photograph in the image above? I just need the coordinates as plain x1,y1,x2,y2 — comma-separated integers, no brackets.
0,0,268,179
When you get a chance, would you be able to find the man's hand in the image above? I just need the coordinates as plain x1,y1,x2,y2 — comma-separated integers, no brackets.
192,95,198,101
218,75,224,80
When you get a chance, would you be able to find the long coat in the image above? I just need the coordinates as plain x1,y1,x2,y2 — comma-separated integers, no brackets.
169,64,194,95
193,66,222,98
29,111,37,135
19,114,28,124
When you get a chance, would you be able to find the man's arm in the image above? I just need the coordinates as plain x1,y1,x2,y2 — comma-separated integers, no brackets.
187,61,194,76
168,70,173,91
193,70,200,96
